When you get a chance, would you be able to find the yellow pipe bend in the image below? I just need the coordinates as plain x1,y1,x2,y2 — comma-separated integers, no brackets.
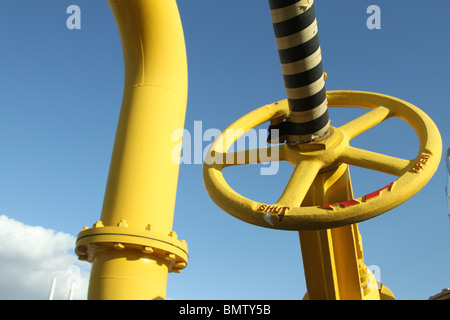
76,0,188,300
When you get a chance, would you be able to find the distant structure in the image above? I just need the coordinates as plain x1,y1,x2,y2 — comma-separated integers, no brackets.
429,288,450,300
429,149,450,300
446,148,449,216
48,278,56,300
48,278,75,300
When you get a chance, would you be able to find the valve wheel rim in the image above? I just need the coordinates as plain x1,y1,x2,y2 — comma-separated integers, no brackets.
203,91,442,231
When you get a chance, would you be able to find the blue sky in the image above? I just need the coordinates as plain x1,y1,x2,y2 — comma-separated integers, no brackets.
0,1,449,300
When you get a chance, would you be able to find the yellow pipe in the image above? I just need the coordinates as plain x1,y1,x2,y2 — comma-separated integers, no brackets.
75,0,188,300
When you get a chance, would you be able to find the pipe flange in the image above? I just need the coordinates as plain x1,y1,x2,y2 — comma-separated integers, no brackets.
75,220,188,273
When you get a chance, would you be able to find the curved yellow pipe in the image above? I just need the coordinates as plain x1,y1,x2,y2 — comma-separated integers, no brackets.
76,0,188,300
103,0,188,231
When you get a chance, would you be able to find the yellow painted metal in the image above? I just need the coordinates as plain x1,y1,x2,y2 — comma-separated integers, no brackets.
203,90,441,299
299,165,390,300
75,0,188,300
203,91,442,231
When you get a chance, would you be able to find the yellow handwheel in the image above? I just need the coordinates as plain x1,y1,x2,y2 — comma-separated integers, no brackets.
203,91,442,231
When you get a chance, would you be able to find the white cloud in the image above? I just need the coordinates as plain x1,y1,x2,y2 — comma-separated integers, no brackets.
0,215,90,300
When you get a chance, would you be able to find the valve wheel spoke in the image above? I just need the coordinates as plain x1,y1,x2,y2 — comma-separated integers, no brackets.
276,160,323,206
215,145,288,168
339,146,412,176
339,106,391,140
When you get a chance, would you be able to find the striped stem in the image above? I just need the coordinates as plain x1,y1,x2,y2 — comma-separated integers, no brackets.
268,0,330,144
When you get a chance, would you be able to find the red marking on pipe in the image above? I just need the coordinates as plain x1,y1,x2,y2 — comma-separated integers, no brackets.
320,182,395,210
412,154,431,172
258,205,290,222
340,199,360,207
364,182,394,201
321,199,360,210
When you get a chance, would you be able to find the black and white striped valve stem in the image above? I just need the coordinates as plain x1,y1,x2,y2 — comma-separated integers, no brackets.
268,0,330,144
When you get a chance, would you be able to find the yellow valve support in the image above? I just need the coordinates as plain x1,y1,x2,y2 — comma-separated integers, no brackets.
203,90,441,299
75,0,189,300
